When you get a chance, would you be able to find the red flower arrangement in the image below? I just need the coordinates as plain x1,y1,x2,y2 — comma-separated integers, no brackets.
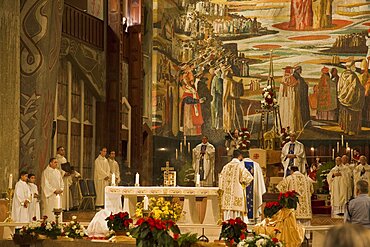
130,216,180,246
263,201,283,218
278,190,299,210
105,212,133,232
261,85,278,109
219,217,248,245
238,128,251,151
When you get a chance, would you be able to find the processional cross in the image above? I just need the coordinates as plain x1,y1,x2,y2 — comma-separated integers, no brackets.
161,161,176,186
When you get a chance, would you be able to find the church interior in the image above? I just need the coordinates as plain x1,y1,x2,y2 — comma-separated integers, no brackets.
1,0,370,246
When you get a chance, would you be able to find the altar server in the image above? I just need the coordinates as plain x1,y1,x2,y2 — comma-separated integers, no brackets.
353,156,370,196
12,171,31,223
108,150,121,185
56,146,73,211
28,173,40,221
94,147,111,207
41,158,64,221
243,151,266,222
281,132,307,177
193,136,216,186
219,149,253,221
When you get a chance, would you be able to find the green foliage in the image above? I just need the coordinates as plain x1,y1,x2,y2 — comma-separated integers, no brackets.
177,232,198,247
219,217,248,245
316,162,335,193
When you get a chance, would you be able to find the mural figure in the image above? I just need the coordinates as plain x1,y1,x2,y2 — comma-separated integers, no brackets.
312,0,333,29
211,69,223,130
289,0,313,30
294,66,310,125
338,60,365,135
317,67,337,121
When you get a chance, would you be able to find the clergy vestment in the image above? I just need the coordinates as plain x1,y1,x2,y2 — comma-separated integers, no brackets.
327,164,352,216
192,142,216,186
87,209,111,237
56,154,73,210
12,180,31,223
28,183,40,221
41,166,64,221
219,158,253,221
108,158,121,184
243,158,266,221
353,163,370,196
277,171,314,220
281,141,307,177
94,155,111,206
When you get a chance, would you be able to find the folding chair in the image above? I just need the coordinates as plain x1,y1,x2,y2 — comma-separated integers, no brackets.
78,179,95,210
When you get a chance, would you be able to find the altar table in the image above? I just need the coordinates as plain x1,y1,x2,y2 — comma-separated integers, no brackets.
105,186,220,225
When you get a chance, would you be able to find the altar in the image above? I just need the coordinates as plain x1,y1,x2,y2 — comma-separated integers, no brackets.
105,186,220,225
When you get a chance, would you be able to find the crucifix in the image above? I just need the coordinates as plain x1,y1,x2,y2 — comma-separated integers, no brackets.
161,161,176,186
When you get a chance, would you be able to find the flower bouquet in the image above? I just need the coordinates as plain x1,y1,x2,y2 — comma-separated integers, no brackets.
263,201,282,218
63,216,87,239
219,217,248,246
106,211,133,234
130,216,180,247
278,190,299,210
261,85,278,109
238,128,251,151
17,216,62,240
135,197,183,222
237,232,284,247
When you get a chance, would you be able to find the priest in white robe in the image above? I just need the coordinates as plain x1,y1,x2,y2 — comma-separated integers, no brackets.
56,146,73,211
192,136,216,186
243,152,266,222
353,155,370,196
327,157,352,217
108,150,121,185
281,132,307,177
28,173,40,221
94,147,110,207
41,158,64,221
220,150,253,221
12,171,31,223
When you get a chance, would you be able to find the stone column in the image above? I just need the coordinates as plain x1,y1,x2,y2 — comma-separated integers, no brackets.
0,0,20,192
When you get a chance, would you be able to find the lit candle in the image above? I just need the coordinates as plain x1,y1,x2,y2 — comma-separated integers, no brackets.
351,149,354,161
143,195,149,210
337,142,339,153
8,174,13,189
184,135,187,146
332,148,335,160
180,142,183,153
112,173,116,186
188,142,191,153
346,142,348,149
176,148,178,160
56,194,61,209
173,171,177,187
135,172,140,185
196,173,201,187
341,135,344,147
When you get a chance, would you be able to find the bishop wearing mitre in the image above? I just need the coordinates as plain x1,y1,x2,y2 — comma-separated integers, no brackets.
12,171,31,223
41,158,64,221
193,136,216,187
219,150,253,221
94,147,111,207
327,157,352,217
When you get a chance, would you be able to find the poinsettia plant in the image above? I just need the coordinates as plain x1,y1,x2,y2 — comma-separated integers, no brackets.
18,216,62,239
130,216,180,247
219,217,248,245
105,211,133,232
237,232,284,247
278,190,299,210
263,201,282,218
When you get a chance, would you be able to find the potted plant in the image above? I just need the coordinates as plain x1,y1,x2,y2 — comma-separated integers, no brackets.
237,232,284,247
63,215,87,239
263,201,282,218
105,211,133,236
135,196,183,222
219,217,248,246
278,190,299,210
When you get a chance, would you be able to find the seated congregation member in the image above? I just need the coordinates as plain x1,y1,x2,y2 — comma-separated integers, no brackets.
219,149,253,221
324,224,370,247
345,180,370,228
41,158,64,221
28,173,40,221
12,171,31,223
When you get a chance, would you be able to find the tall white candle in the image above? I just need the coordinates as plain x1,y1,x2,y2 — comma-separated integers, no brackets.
346,142,348,149
135,172,140,185
112,173,116,186
56,194,61,209
351,149,354,161
332,148,335,160
184,135,187,146
8,174,13,189
143,195,149,210
188,142,191,153
196,173,201,187
173,171,177,187
341,135,344,147
180,142,183,153
337,142,340,153
175,149,178,160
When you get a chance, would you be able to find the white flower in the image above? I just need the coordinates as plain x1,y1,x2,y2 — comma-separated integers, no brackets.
45,223,52,230
80,232,84,236
70,221,75,224
256,239,266,247
259,234,270,239
267,85,271,90
72,225,77,230
72,216,77,220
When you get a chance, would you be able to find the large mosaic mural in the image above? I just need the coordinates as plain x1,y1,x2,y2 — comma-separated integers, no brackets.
151,0,370,143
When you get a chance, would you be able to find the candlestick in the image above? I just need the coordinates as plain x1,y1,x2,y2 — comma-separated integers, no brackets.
188,142,191,153
176,148,178,160
332,148,335,160
180,142,183,153
341,135,344,147
351,149,353,161
337,142,339,153
184,135,187,146
143,195,149,210
196,173,201,187
55,194,61,209
135,172,140,186
112,173,116,186
8,174,13,189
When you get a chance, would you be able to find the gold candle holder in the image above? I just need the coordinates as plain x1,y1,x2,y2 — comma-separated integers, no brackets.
3,188,14,222
53,208,63,225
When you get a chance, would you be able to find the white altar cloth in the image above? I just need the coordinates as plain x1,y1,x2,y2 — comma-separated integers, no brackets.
104,186,220,225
